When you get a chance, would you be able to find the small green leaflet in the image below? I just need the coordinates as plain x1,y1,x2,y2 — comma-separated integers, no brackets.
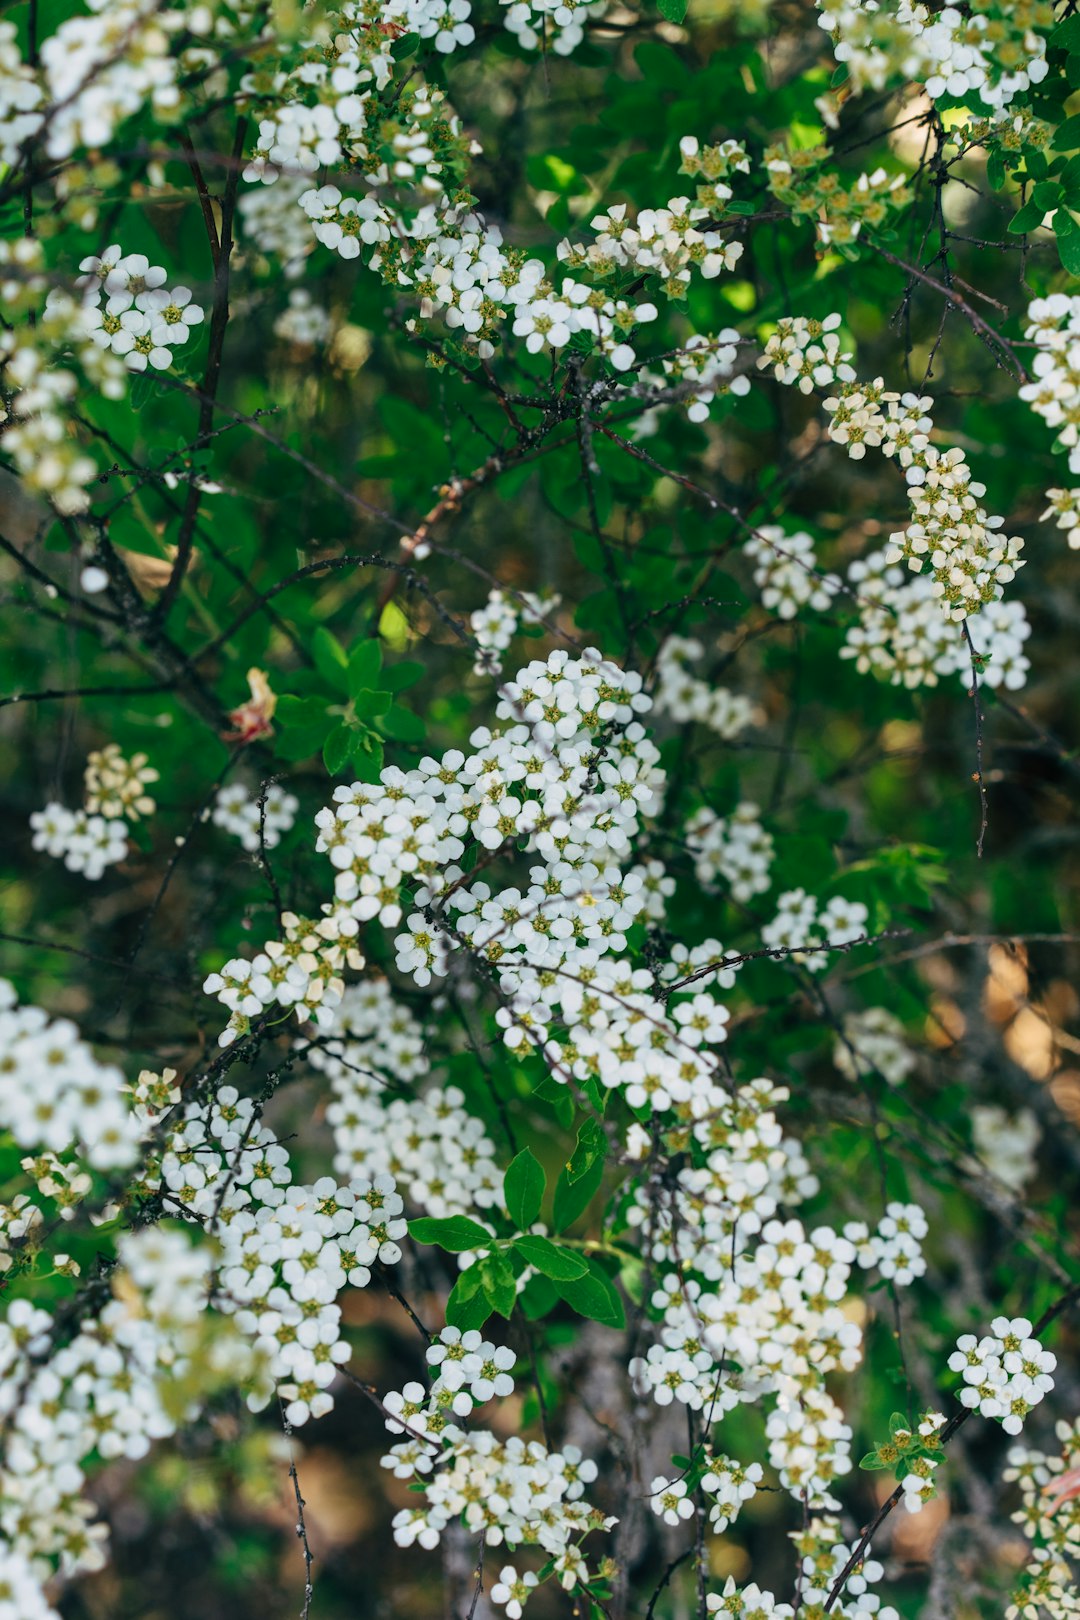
566,1117,605,1183
1056,210,1080,276
553,1151,604,1233
503,1147,546,1229
408,1215,492,1251
347,637,382,696
512,1234,587,1280
312,627,349,687
657,0,687,20
553,1258,625,1328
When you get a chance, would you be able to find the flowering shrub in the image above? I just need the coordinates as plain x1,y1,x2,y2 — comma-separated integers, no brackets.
3,1,1080,1618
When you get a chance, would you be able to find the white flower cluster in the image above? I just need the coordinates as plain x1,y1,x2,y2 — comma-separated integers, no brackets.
211,782,299,853
0,979,143,1172
427,1325,515,1402
232,645,752,1125
28,802,127,881
949,1316,1056,1435
842,547,1031,691
971,1105,1041,1191
158,1081,407,1425
2,232,209,513
203,911,363,1046
884,449,1024,624
79,246,204,374
653,637,761,740
300,185,393,261
241,26,395,189
704,1520,902,1618
0,20,44,167
500,0,607,55
701,1456,763,1533
30,745,157,880
383,1327,517,1442
1004,1416,1080,1618
684,802,775,903
760,314,856,396
623,1078,927,1518
707,1579,794,1620
273,288,332,347
0,1226,262,1599
795,1521,899,1620
384,0,476,51
833,1006,915,1087
278,125,747,373
851,1201,928,1286
1022,295,1080,477
778,356,1027,622
470,586,561,676
658,328,751,422
3,0,189,165
238,177,316,274
0,1543,61,1620
83,743,158,821
308,981,502,1217
560,194,744,307
816,0,1049,110
0,239,122,514
387,1425,611,1593
761,888,870,972
1040,487,1080,549
0,1191,45,1276
744,527,842,619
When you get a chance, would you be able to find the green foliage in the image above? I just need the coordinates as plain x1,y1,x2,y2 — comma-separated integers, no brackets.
275,634,423,776
503,1147,546,1229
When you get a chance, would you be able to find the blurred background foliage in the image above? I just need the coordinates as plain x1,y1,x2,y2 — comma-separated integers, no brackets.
3,0,1080,1614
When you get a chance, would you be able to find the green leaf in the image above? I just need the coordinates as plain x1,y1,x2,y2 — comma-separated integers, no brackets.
504,1148,546,1229
347,638,383,697
513,1234,588,1280
1054,114,1080,152
1053,13,1080,49
352,688,392,721
1032,179,1062,211
479,1252,517,1318
657,0,687,26
445,1266,492,1330
1008,197,1046,235
553,1152,605,1233
518,1273,559,1320
553,1258,625,1327
276,694,332,731
352,732,385,783
273,729,324,762
533,1076,575,1128
383,660,425,693
567,1117,606,1183
408,1215,493,1251
581,1077,609,1116
1056,210,1080,275
312,627,349,690
130,372,158,411
274,694,334,759
986,149,1006,191
322,723,355,776
380,703,426,743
